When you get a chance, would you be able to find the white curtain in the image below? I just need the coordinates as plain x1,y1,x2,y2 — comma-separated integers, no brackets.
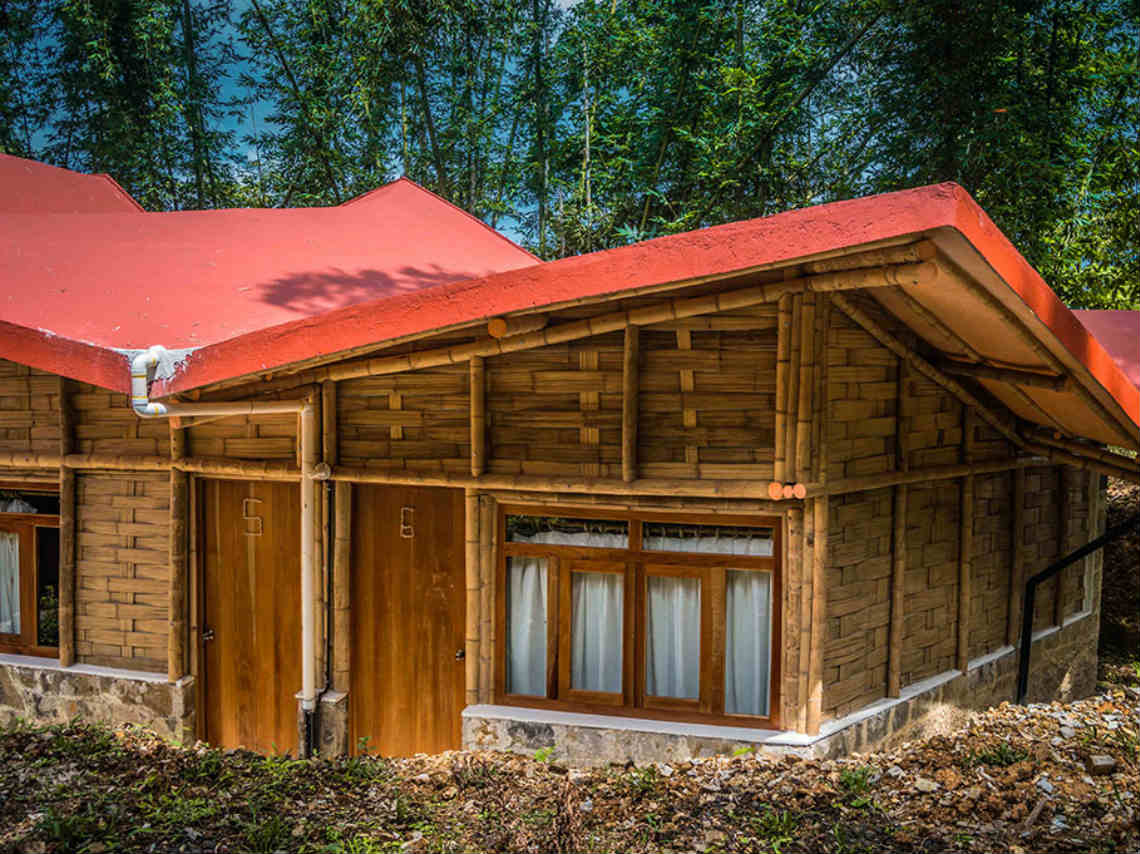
571,571,624,692
506,557,548,695
644,527,773,556
646,576,700,698
0,532,20,635
725,570,771,716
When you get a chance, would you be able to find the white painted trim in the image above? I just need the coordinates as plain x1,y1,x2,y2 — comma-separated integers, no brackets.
0,653,168,684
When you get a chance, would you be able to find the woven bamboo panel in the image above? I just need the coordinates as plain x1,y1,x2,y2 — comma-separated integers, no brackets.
0,359,60,454
72,382,170,457
823,489,893,718
75,472,169,673
1022,466,1062,631
186,413,298,459
339,365,470,473
968,472,1013,659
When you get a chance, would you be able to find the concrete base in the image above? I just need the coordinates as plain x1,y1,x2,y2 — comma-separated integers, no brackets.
463,611,1100,765
318,690,349,757
0,654,195,743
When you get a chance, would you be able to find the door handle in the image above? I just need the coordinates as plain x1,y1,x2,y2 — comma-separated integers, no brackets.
454,648,465,661
201,628,215,642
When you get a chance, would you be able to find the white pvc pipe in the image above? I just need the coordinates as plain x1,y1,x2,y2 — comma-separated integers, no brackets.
130,344,319,720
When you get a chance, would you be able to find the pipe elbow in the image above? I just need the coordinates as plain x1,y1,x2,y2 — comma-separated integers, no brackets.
130,345,169,417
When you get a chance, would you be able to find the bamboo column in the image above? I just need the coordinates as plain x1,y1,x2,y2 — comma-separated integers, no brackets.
1007,467,1026,647
795,293,816,482
888,359,909,697
322,382,338,468
1085,470,1101,612
168,418,188,682
332,481,352,694
621,326,640,483
478,495,495,703
774,295,792,483
1055,466,1072,625
807,495,828,735
464,489,480,705
57,377,76,667
956,408,975,672
787,506,807,731
784,296,803,483
469,357,486,476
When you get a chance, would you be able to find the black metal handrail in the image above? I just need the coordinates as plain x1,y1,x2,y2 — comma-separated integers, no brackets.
1016,511,1140,704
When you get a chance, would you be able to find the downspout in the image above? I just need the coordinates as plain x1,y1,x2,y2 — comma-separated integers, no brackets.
1015,510,1140,704
130,345,320,753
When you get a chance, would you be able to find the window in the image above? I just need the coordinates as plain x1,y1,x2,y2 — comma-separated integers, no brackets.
497,509,779,726
0,486,60,656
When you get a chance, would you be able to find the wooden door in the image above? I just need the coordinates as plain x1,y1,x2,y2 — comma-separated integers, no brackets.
200,479,301,754
350,485,465,756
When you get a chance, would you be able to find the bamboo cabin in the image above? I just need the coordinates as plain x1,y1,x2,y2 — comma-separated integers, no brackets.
1,153,1137,762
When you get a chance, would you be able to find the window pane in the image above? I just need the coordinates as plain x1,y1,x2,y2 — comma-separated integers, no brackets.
0,531,20,635
507,515,628,549
645,576,700,699
643,523,773,556
36,527,60,647
725,570,772,716
571,571,623,693
0,491,59,515
506,556,547,696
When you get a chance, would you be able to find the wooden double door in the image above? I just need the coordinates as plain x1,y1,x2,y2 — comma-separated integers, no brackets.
200,479,301,754
350,484,466,757
199,479,466,758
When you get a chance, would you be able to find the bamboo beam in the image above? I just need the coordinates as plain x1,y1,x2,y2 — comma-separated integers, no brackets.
313,261,940,383
470,356,486,477
804,239,936,274
322,381,338,466
65,453,169,471
488,314,548,339
464,489,480,705
175,457,301,480
1028,432,1139,471
0,452,60,469
483,489,787,514
332,481,351,693
830,293,1026,450
1007,467,1026,647
944,266,1137,446
478,495,495,703
957,408,975,672
1024,441,1140,484
621,326,640,483
940,360,1069,392
795,294,815,481
805,455,1044,496
774,295,792,483
807,496,828,735
57,377,75,667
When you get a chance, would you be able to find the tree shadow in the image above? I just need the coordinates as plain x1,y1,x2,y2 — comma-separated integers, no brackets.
255,264,482,316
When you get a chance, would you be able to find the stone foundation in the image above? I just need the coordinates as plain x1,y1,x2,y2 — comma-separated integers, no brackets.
463,611,1100,765
0,655,194,743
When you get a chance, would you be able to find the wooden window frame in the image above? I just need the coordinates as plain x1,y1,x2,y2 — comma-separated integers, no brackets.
0,482,61,658
494,504,782,729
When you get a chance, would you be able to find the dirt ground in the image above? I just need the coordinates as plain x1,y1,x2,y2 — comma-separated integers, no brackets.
0,480,1137,854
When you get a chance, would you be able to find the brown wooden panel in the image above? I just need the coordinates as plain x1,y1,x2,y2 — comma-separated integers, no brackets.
350,484,465,757
201,479,300,754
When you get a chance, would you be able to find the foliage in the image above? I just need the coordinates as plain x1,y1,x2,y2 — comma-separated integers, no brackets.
2,0,1136,307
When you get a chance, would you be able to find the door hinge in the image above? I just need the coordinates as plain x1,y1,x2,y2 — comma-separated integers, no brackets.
201,628,215,642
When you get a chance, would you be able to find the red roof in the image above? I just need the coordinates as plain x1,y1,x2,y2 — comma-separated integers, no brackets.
0,167,1135,448
1075,311,1139,388
0,153,143,213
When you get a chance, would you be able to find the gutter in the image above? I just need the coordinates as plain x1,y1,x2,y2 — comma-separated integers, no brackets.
130,345,320,755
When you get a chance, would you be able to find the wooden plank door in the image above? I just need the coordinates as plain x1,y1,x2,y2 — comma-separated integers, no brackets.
350,484,465,756
200,479,301,754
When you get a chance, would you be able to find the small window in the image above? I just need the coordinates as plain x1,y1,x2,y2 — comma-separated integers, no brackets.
506,515,629,549
0,487,60,656
643,522,773,556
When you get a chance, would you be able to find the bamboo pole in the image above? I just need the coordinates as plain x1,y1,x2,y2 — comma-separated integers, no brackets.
621,326,640,483
940,360,1069,392
1028,432,1139,472
65,453,169,471
774,295,792,483
488,314,548,339
957,408,975,672
804,239,936,274
785,505,804,729
807,496,828,735
322,381,338,466
811,295,829,484
332,481,351,693
464,489,480,705
830,293,1026,450
803,455,1044,496
784,296,802,484
795,293,816,481
943,265,1136,446
0,452,60,469
483,489,787,514
1025,441,1139,484
57,377,75,667
1055,466,1073,625
470,356,486,477
478,494,494,703
888,359,909,697
175,457,302,480
312,261,940,383
1007,467,1026,647
168,416,188,683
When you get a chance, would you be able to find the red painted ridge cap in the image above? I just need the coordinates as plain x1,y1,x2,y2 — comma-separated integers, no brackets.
94,173,145,212
154,182,979,395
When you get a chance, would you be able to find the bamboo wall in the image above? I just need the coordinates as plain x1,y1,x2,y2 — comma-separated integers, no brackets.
0,359,60,458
